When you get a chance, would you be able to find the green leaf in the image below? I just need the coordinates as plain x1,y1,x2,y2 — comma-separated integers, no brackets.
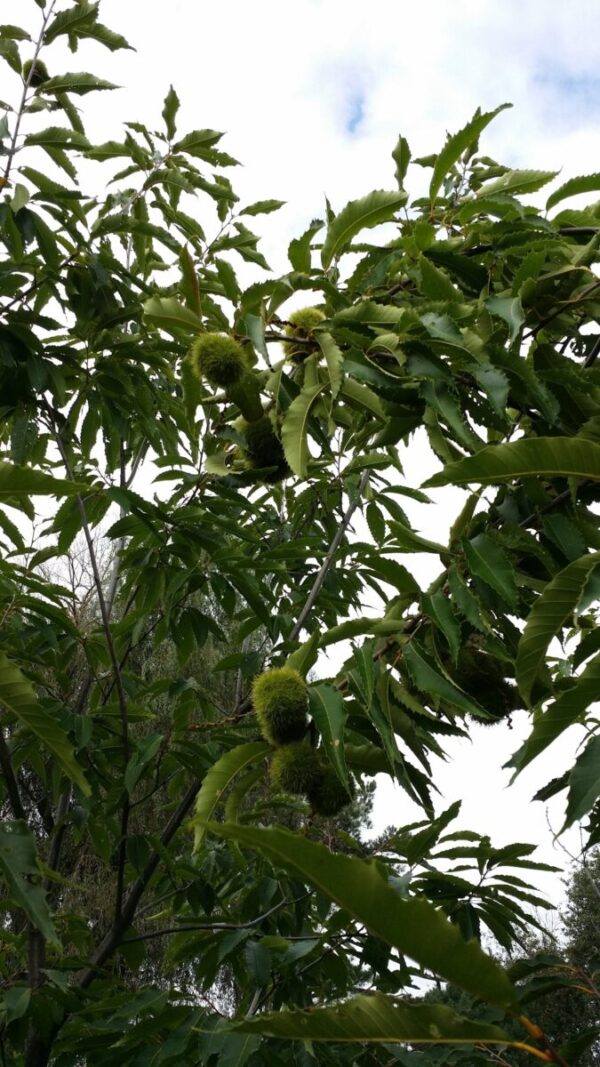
471,364,509,418
0,26,31,42
515,552,600,704
0,652,90,795
485,295,524,342
286,630,320,676
0,821,59,945
402,642,487,718
429,104,511,204
388,520,448,557
464,534,517,608
143,295,202,334
509,653,600,776
288,219,323,272
0,38,20,74
240,199,285,216
10,183,29,214
317,331,344,398
340,377,385,419
419,256,459,301
193,742,270,849
308,684,349,790
321,190,407,269
424,438,600,488
172,129,223,155
421,591,461,662
0,463,86,499
24,126,90,151
281,382,326,478
231,992,511,1045
392,134,411,189
86,140,131,161
564,736,600,828
547,172,600,211
43,2,99,45
77,21,132,51
42,73,118,95
162,84,179,140
475,170,557,197
206,824,517,1008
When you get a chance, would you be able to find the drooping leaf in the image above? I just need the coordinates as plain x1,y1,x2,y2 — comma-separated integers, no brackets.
231,992,512,1045
485,295,524,342
41,73,118,95
0,464,85,500
240,199,285,216
464,534,517,608
425,438,600,488
317,331,344,398
0,652,90,796
43,1,98,45
143,295,202,334
402,642,487,718
547,172,600,211
286,630,320,676
172,129,223,155
308,684,349,789
24,126,90,151
206,823,517,1008
321,190,407,269
281,382,326,477
564,736,600,828
192,742,270,848
0,821,59,946
515,552,600,704
421,591,461,662
476,169,557,197
509,653,600,775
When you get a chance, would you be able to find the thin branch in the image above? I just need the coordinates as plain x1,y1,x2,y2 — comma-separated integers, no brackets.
584,333,600,368
0,730,26,821
3,1,57,184
289,469,370,642
76,775,202,988
121,897,299,944
52,429,131,922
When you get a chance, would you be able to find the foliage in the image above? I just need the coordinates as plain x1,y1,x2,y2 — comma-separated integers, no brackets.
0,3,599,1064
422,850,600,1066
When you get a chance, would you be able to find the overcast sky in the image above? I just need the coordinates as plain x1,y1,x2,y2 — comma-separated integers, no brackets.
5,0,599,905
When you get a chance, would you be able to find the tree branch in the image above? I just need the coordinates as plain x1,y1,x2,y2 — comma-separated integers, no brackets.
53,430,131,922
2,1,57,184
120,897,300,944
0,730,26,821
76,775,202,988
289,469,370,642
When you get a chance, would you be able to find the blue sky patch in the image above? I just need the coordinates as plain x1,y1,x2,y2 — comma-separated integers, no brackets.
345,90,365,135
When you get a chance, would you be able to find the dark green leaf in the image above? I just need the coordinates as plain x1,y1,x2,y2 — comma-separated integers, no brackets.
425,439,600,488
0,652,90,795
0,821,59,945
309,684,349,789
162,84,179,140
516,552,600,704
207,824,517,1008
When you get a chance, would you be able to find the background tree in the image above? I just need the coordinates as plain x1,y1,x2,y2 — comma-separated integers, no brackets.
0,3,600,1066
